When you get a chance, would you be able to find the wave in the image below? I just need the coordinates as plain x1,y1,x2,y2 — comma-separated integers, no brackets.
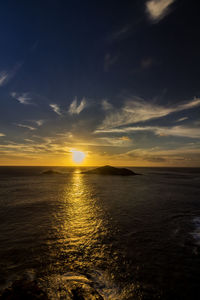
191,217,200,246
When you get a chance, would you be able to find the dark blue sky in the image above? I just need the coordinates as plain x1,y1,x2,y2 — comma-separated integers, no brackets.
0,0,200,166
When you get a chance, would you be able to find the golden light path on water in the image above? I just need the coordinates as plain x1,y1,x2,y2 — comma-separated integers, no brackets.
46,170,122,299
62,171,105,260
45,170,133,299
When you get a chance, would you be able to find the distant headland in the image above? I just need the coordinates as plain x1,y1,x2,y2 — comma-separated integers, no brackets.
82,165,139,176
41,169,62,175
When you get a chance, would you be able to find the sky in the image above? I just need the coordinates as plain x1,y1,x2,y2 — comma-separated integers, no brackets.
0,0,200,166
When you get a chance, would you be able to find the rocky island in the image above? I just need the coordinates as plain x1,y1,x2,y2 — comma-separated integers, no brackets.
82,165,139,176
41,170,62,175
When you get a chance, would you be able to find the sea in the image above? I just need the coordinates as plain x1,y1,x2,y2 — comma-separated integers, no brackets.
0,166,200,299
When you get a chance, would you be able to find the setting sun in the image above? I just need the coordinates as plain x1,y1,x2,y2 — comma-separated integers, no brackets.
72,150,86,164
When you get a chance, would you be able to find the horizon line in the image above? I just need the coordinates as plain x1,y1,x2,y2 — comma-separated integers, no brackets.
0,165,200,168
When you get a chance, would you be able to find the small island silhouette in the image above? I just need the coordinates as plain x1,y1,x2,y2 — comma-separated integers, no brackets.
82,165,139,176
41,170,62,175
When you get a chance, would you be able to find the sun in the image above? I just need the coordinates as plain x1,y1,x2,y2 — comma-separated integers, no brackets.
72,150,86,164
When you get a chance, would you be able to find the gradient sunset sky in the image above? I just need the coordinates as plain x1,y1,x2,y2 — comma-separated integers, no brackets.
0,0,200,166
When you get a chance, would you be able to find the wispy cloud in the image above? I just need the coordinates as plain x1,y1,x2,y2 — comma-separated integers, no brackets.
56,132,73,139
96,136,132,147
68,97,87,115
34,120,44,126
116,146,200,165
1,138,199,166
98,97,200,129
96,125,200,139
194,120,200,126
0,139,71,157
24,139,34,143
0,72,9,86
153,126,200,138
17,124,36,131
104,53,119,72
146,0,175,22
49,104,62,116
175,117,188,123
109,25,131,42
0,133,6,137
141,57,153,69
11,92,32,105
0,63,22,87
102,99,113,111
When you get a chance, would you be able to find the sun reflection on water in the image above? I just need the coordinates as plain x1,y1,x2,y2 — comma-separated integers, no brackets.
46,171,124,299
61,171,107,268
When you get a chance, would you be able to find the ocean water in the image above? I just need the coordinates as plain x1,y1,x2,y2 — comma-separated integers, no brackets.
0,167,200,299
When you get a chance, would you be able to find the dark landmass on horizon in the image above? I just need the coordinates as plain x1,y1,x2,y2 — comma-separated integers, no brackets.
82,165,139,176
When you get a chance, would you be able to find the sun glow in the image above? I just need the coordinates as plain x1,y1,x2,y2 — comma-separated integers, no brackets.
72,150,86,164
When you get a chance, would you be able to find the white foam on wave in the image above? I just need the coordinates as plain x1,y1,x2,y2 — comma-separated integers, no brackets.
191,217,200,245
43,269,134,299
87,269,120,299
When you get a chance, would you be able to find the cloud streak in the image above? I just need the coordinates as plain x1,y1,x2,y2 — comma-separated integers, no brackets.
104,53,119,72
146,0,175,22
0,133,6,137
96,125,200,139
17,124,36,131
11,92,32,105
99,97,200,129
141,57,153,69
68,97,87,115
34,120,44,126
96,136,132,147
175,117,188,123
102,99,113,111
116,146,200,165
0,63,22,87
108,25,131,42
49,104,62,115
0,72,9,86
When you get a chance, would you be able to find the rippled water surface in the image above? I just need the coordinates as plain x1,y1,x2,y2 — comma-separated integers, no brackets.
0,167,200,299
